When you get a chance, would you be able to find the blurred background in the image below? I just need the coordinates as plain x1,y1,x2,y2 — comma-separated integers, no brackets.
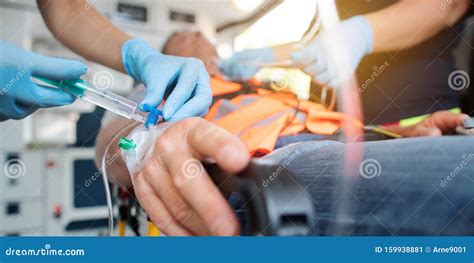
0,0,319,236
0,0,472,236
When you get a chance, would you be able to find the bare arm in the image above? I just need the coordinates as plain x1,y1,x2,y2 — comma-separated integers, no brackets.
365,0,470,52
94,117,138,187
36,0,132,72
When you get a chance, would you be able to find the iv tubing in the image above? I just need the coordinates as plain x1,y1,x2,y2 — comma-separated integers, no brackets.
101,121,140,236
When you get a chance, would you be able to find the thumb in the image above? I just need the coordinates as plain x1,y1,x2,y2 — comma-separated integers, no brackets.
7,73,76,108
31,84,77,108
30,53,87,81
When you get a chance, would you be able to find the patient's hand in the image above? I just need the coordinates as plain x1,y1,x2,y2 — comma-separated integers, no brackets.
133,117,249,236
392,111,469,137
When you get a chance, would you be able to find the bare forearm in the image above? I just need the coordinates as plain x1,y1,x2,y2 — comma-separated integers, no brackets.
95,118,138,186
37,0,132,72
365,0,469,53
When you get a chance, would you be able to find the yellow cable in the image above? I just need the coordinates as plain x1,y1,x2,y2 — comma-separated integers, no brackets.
368,126,402,139
118,220,126,236
148,221,160,236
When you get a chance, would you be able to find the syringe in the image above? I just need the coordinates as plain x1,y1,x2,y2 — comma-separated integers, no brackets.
35,77,147,123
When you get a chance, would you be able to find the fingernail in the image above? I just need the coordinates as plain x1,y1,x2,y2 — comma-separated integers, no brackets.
79,63,87,73
74,62,88,75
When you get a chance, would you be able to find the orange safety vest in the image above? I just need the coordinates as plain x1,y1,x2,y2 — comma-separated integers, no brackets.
206,77,352,156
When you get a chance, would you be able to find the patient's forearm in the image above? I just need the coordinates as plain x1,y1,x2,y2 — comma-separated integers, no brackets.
95,118,138,186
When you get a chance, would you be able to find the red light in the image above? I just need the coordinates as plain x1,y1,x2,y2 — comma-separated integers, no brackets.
53,204,62,218
46,160,55,168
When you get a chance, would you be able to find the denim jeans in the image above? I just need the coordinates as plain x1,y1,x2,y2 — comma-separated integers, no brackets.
232,136,474,236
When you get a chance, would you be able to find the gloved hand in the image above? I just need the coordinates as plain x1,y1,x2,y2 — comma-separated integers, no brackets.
0,41,87,121
121,39,212,121
219,47,274,81
291,16,374,88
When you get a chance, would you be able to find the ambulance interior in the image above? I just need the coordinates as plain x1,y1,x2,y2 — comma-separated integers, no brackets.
0,0,473,237
0,0,318,236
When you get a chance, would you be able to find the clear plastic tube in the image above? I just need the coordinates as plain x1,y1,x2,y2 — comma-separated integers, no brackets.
102,121,139,236
35,77,147,123
72,80,147,123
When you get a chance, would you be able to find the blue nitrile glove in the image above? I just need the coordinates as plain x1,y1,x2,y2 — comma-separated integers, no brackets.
0,41,86,121
121,38,212,121
291,16,373,88
219,47,274,81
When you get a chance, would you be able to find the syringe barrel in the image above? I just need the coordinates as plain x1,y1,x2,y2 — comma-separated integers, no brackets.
75,80,146,123
34,77,147,123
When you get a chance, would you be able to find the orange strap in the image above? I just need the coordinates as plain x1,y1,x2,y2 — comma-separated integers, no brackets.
240,113,291,156
280,119,306,136
210,77,242,96
306,110,344,135
205,99,223,121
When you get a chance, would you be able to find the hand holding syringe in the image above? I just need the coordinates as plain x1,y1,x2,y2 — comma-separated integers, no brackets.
35,77,148,124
